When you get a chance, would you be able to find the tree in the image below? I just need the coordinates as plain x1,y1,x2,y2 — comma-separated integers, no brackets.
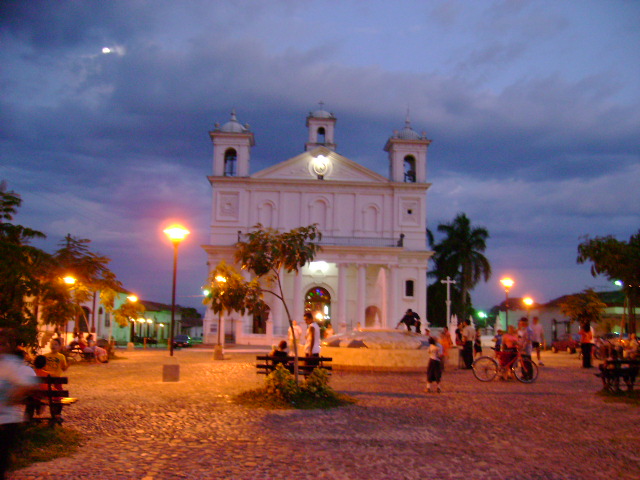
432,213,491,322
559,289,607,327
203,260,266,359
40,235,122,334
233,224,322,382
577,231,640,334
0,185,50,345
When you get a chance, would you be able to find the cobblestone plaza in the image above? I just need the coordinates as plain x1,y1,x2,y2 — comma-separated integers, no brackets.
10,348,640,480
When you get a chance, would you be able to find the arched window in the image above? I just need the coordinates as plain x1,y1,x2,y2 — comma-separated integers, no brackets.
405,280,415,297
305,287,331,323
251,304,270,334
404,155,416,183
317,127,326,144
224,148,237,177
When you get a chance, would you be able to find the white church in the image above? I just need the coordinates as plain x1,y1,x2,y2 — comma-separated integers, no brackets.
202,105,433,345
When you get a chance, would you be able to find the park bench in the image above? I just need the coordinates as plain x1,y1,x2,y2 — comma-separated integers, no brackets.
24,376,78,426
256,355,332,377
595,359,639,393
68,345,95,362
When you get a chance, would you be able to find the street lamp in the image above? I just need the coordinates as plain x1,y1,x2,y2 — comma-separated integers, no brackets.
500,277,514,329
523,297,534,319
163,224,190,357
213,275,227,360
62,275,77,343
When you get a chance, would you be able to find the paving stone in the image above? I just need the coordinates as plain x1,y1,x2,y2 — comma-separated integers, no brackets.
8,349,640,479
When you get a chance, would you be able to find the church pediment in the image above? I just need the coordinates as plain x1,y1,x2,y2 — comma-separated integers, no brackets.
252,147,388,183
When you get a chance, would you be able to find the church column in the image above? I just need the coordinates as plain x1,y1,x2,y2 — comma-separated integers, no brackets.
380,266,388,328
417,267,427,325
388,265,398,328
357,264,366,328
338,263,348,333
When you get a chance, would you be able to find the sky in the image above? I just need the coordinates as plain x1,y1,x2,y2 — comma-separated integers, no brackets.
1,0,639,315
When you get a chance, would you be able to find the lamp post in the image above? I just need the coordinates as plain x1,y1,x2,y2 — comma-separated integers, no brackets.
163,225,190,357
213,275,227,360
63,275,77,344
500,277,514,329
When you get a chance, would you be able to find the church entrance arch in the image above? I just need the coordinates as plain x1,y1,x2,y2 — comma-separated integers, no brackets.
304,287,331,325
365,305,381,328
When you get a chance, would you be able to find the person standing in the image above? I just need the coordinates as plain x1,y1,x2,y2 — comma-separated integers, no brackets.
44,338,68,378
474,328,483,358
579,322,593,368
425,336,443,393
1,330,37,479
493,329,504,358
304,312,320,363
461,319,475,369
288,320,303,355
439,327,453,370
517,317,534,380
531,317,545,366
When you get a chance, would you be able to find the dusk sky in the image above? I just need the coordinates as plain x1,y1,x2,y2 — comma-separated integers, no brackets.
2,1,639,315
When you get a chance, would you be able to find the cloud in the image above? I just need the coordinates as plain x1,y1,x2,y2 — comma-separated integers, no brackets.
1,0,638,311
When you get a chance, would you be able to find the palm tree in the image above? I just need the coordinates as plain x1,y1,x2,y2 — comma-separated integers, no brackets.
433,213,492,320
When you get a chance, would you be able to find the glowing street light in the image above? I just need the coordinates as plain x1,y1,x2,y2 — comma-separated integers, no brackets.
163,224,190,357
523,296,534,319
500,277,515,329
63,276,77,285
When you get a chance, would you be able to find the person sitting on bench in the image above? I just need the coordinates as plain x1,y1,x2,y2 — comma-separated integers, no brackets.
269,340,290,367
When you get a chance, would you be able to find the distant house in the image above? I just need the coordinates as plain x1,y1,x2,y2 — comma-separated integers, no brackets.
495,290,637,344
34,291,195,347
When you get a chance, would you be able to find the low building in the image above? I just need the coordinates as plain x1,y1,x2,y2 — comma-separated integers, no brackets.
495,290,637,346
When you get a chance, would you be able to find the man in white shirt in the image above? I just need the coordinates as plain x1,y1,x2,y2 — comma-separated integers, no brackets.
531,317,545,366
461,320,475,369
304,312,320,359
288,320,303,356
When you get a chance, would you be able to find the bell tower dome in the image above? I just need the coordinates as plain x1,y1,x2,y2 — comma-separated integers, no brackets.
305,102,337,152
209,110,255,177
384,113,431,183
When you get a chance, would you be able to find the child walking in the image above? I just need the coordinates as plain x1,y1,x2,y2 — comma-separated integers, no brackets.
425,336,443,393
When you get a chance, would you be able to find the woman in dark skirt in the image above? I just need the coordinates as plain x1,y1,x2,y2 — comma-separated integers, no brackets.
425,336,443,393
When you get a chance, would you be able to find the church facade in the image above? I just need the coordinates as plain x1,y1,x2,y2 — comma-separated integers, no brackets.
202,106,433,345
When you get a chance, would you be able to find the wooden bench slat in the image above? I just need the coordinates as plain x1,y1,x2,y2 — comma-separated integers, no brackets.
256,355,333,376
25,376,76,425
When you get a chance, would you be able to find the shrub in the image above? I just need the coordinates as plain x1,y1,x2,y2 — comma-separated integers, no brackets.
234,365,355,409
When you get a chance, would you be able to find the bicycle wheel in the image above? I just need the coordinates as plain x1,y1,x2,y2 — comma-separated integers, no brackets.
472,356,498,382
513,358,539,383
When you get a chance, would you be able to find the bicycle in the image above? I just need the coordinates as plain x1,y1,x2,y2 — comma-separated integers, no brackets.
472,349,539,383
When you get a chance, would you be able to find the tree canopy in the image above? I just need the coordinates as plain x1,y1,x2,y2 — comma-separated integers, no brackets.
0,186,50,344
1,185,122,345
559,289,607,327
230,224,322,381
577,230,640,333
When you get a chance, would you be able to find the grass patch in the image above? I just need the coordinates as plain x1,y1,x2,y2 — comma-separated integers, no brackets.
233,365,356,410
596,389,640,406
10,423,84,471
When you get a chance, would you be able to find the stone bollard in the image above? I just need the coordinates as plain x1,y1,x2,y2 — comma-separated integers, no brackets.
162,356,180,382
213,344,224,360
127,342,134,351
